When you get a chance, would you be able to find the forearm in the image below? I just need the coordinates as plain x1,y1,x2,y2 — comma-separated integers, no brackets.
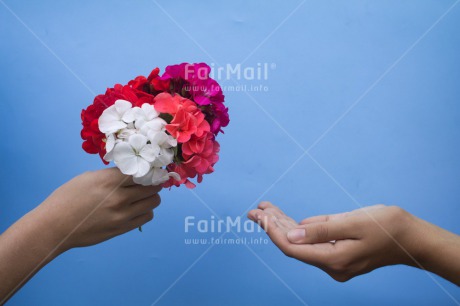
411,217,460,286
0,205,66,304
0,169,160,303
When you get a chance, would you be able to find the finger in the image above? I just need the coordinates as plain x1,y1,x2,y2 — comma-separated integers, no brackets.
248,209,272,233
275,215,298,232
247,209,263,222
249,206,297,233
258,201,280,211
101,167,136,187
253,211,289,246
124,211,155,232
299,212,348,225
350,204,386,214
126,194,161,219
248,209,338,265
288,242,338,267
299,205,387,225
288,219,359,244
256,211,335,264
123,185,162,203
120,176,135,187
259,201,298,226
265,209,298,233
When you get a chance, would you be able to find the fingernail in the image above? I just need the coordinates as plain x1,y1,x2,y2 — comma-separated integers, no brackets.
259,201,268,208
287,229,305,242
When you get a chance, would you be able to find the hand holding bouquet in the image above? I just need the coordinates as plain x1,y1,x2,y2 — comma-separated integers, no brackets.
81,63,229,188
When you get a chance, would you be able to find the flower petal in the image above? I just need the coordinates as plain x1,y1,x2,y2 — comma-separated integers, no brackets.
153,147,174,167
114,99,132,114
168,171,181,181
128,134,147,152
99,107,127,134
113,142,138,175
103,149,114,162
105,134,116,153
141,103,159,120
140,144,160,162
140,118,167,135
117,128,136,139
135,157,151,177
122,107,140,123
150,168,170,185
133,171,153,186
135,118,147,130
166,135,178,147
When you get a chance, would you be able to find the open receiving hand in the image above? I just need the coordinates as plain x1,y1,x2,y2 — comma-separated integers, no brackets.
248,202,460,284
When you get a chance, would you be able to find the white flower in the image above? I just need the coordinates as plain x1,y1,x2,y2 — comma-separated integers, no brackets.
99,101,181,186
113,134,159,177
106,134,116,153
148,131,177,167
98,100,134,134
148,130,177,147
103,133,117,162
131,104,167,136
139,118,167,136
133,167,181,186
132,103,160,126
117,122,136,140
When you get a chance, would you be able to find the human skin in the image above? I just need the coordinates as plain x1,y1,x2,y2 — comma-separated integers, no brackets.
248,202,460,285
0,168,162,304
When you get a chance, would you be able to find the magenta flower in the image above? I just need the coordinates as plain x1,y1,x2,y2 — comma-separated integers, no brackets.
161,62,229,135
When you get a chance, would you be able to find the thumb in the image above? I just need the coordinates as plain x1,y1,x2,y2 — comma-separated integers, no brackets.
287,220,356,244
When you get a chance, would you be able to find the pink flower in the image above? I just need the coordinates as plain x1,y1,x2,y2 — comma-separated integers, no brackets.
182,133,207,156
154,93,211,143
161,132,219,188
190,78,224,106
153,92,196,115
165,108,197,143
203,102,229,135
182,132,220,182
159,63,229,135
193,111,211,138
161,63,189,80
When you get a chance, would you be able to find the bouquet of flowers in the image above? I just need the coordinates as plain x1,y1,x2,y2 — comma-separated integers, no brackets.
80,63,229,188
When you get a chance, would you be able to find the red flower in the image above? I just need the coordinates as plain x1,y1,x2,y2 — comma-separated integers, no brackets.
162,163,197,189
127,68,170,94
80,84,155,163
148,68,170,92
127,76,147,91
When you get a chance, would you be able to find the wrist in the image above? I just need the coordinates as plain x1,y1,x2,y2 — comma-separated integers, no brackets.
409,217,436,268
392,208,430,267
27,202,71,256
398,211,456,275
409,217,460,284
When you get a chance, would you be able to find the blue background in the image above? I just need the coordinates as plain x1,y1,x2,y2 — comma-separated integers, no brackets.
1,0,460,305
